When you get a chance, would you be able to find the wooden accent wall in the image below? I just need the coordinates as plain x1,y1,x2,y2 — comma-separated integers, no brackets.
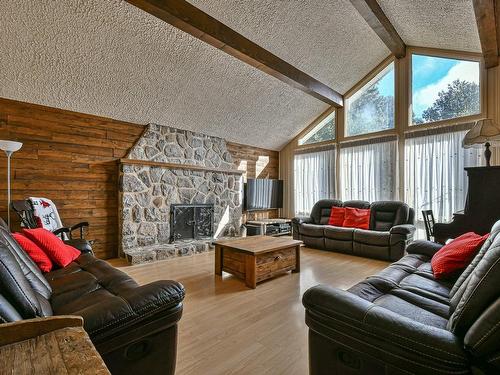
0,98,280,258
226,142,280,222
0,98,144,259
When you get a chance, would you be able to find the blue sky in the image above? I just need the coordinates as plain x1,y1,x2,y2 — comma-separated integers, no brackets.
377,63,394,97
411,54,479,118
372,56,479,120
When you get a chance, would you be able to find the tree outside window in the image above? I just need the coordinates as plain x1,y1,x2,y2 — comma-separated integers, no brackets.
345,62,395,137
411,54,480,125
298,112,335,146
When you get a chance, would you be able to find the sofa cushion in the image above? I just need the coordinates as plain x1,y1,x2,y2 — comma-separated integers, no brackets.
0,225,52,298
12,233,53,273
0,242,46,319
23,228,81,267
46,254,185,338
353,229,390,246
431,232,489,280
448,222,500,336
327,206,345,226
310,199,343,224
343,207,370,229
324,226,354,240
347,252,453,329
369,201,410,231
300,223,325,237
347,270,450,329
343,200,370,209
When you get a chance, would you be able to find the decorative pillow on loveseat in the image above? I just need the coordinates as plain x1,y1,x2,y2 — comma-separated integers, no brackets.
431,232,489,280
12,232,53,272
342,207,370,229
22,228,80,268
328,207,345,226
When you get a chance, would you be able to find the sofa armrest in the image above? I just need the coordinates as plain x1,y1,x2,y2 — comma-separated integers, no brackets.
406,240,443,257
81,280,185,342
303,286,468,372
291,216,313,225
291,216,312,239
389,224,416,236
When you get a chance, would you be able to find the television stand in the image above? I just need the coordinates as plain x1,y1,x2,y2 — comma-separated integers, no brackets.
245,219,292,237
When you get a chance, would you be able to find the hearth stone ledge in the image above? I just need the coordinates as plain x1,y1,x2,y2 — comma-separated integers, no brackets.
123,239,213,265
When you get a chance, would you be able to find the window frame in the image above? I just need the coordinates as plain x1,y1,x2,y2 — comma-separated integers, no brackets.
297,110,336,146
406,47,486,133
341,56,397,141
295,107,337,149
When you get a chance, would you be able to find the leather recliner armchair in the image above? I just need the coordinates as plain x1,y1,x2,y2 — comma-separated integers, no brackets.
0,220,184,374
303,220,500,374
292,199,415,261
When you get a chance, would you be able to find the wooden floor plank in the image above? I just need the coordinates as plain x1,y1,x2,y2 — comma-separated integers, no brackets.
110,247,388,375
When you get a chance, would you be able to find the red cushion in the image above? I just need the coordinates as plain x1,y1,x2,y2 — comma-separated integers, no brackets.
12,233,53,273
342,207,371,229
22,228,80,268
328,207,345,226
431,232,489,280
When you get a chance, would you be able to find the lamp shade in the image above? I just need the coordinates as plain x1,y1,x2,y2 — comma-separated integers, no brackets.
0,140,23,153
463,119,500,148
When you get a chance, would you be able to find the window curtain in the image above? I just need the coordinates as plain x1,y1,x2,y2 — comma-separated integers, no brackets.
294,147,336,216
339,138,398,202
404,127,482,238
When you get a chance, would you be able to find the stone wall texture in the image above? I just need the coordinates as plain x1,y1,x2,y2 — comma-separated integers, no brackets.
119,124,243,259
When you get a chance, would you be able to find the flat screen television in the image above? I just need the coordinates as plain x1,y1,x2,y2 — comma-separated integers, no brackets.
244,179,283,211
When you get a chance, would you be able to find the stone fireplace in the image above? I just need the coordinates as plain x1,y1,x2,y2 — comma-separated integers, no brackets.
119,124,243,264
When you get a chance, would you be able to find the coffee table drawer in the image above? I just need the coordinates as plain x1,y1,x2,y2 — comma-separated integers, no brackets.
256,248,296,278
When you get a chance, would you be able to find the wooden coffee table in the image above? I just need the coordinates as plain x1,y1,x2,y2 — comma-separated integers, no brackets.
214,236,302,288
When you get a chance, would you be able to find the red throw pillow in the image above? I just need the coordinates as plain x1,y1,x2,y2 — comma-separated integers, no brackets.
12,232,53,273
22,228,80,268
431,232,489,280
342,207,371,229
328,206,345,226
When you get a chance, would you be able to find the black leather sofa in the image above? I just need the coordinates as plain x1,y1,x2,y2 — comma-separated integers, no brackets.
303,220,500,374
292,199,415,261
0,220,185,374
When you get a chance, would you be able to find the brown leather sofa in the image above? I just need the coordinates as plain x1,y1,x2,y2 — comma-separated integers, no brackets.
303,220,500,374
0,220,184,374
292,199,415,261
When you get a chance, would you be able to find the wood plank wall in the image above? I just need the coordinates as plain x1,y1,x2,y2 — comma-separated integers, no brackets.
0,98,144,259
0,98,279,258
226,142,280,222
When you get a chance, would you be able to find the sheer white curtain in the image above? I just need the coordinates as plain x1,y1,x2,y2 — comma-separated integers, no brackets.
340,138,398,202
294,148,336,216
404,128,482,238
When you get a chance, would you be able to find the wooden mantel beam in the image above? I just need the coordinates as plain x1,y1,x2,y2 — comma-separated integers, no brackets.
349,0,406,58
125,0,344,107
473,0,499,69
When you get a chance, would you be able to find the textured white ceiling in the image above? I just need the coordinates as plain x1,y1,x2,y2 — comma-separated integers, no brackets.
0,0,329,150
189,0,391,94
378,0,481,52
0,1,481,151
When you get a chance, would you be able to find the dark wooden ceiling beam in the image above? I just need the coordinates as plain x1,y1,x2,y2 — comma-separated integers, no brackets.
349,0,406,58
125,0,343,107
473,0,499,68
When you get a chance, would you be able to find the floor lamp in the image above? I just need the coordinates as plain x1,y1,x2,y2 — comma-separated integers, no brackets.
0,140,23,229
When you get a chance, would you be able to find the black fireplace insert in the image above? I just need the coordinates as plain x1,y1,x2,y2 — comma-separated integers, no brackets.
169,204,214,243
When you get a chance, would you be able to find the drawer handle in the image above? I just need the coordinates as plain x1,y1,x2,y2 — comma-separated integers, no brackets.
274,255,282,262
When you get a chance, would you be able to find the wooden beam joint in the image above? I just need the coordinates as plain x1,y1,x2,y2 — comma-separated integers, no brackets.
473,0,499,69
350,0,406,58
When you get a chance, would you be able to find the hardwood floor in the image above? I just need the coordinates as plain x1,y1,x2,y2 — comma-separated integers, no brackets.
109,247,388,375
